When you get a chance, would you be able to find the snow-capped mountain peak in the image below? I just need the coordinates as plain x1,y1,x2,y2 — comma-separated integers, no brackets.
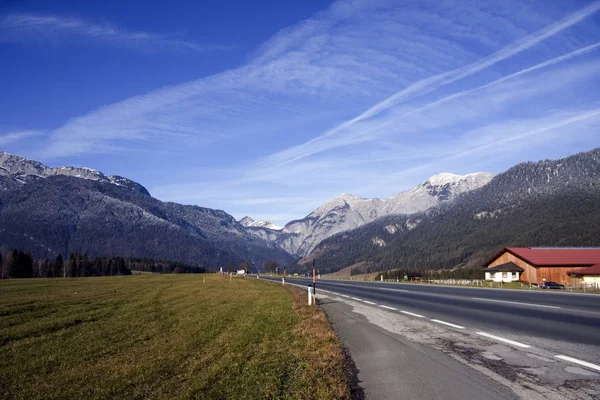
239,216,282,230
423,172,494,187
426,172,466,186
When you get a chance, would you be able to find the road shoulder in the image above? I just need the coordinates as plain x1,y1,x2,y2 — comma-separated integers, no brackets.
320,297,518,400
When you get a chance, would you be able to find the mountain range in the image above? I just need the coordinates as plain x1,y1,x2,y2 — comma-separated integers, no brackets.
244,172,494,257
1,148,598,273
0,152,294,269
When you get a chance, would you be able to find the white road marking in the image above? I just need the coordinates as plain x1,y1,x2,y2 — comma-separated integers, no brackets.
475,332,531,348
472,297,561,309
380,305,397,311
340,294,350,298
363,300,377,305
350,297,362,301
331,292,340,295
373,287,411,293
431,319,465,329
555,355,600,372
400,311,425,318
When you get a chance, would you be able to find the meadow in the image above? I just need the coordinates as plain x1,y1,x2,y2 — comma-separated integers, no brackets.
0,274,350,399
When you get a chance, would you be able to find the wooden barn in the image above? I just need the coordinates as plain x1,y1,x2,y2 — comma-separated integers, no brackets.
483,247,600,284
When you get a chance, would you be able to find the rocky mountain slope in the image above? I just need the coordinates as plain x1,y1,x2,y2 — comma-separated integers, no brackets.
248,172,494,257
0,152,148,194
296,147,600,274
0,152,295,268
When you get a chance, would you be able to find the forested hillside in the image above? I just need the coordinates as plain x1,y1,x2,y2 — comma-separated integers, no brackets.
298,148,600,274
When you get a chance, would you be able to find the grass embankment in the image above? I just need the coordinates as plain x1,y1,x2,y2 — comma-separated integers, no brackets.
0,274,350,399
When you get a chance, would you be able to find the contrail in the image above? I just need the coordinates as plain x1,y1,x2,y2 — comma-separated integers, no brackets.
384,42,600,128
275,0,600,165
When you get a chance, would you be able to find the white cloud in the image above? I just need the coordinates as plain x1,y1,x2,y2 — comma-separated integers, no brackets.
0,13,229,52
0,130,42,146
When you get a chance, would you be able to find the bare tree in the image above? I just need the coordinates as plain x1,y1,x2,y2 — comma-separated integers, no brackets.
265,260,278,274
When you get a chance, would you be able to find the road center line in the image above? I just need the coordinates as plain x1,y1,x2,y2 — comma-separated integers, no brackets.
431,319,465,329
363,300,377,305
555,355,600,372
380,305,397,311
471,297,561,309
476,332,531,348
400,311,425,318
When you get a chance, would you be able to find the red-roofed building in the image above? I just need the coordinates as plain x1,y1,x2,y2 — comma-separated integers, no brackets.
484,247,600,284
569,264,600,286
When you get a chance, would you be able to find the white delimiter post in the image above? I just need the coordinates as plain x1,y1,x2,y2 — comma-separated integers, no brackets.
308,285,312,305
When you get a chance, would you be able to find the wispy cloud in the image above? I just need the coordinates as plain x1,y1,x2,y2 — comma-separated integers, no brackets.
0,13,229,52
10,0,600,226
0,130,42,146
265,1,600,165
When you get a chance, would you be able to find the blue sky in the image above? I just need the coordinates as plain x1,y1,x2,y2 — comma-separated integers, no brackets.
1,0,600,226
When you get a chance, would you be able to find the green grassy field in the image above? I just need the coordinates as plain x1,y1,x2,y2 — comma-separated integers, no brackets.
0,274,350,399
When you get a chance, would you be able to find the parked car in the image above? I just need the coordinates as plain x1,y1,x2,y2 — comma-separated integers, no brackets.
539,281,564,289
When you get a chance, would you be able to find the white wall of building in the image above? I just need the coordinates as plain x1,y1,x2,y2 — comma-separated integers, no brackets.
485,271,520,282
583,276,600,285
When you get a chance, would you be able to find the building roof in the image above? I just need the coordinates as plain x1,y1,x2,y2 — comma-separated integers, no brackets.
485,262,524,272
568,264,600,276
484,247,600,267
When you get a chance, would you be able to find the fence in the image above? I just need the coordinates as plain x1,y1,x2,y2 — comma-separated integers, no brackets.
565,282,600,292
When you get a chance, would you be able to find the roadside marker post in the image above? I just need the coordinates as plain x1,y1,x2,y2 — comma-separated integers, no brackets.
307,285,312,305
282,269,286,285
312,259,316,298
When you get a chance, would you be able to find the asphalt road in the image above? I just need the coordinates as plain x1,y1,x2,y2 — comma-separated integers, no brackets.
260,276,600,363
321,298,517,400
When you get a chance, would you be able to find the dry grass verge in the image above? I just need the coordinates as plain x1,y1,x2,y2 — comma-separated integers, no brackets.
280,285,352,399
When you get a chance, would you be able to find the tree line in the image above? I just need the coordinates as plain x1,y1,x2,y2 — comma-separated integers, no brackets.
375,267,484,281
0,249,209,279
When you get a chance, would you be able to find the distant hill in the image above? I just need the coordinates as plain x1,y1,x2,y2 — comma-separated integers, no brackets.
0,152,295,269
296,147,600,274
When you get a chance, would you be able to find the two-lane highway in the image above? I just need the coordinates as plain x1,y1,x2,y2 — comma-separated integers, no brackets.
260,276,600,364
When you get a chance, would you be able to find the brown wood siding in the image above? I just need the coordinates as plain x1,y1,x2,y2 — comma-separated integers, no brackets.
487,251,584,284
536,267,579,284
